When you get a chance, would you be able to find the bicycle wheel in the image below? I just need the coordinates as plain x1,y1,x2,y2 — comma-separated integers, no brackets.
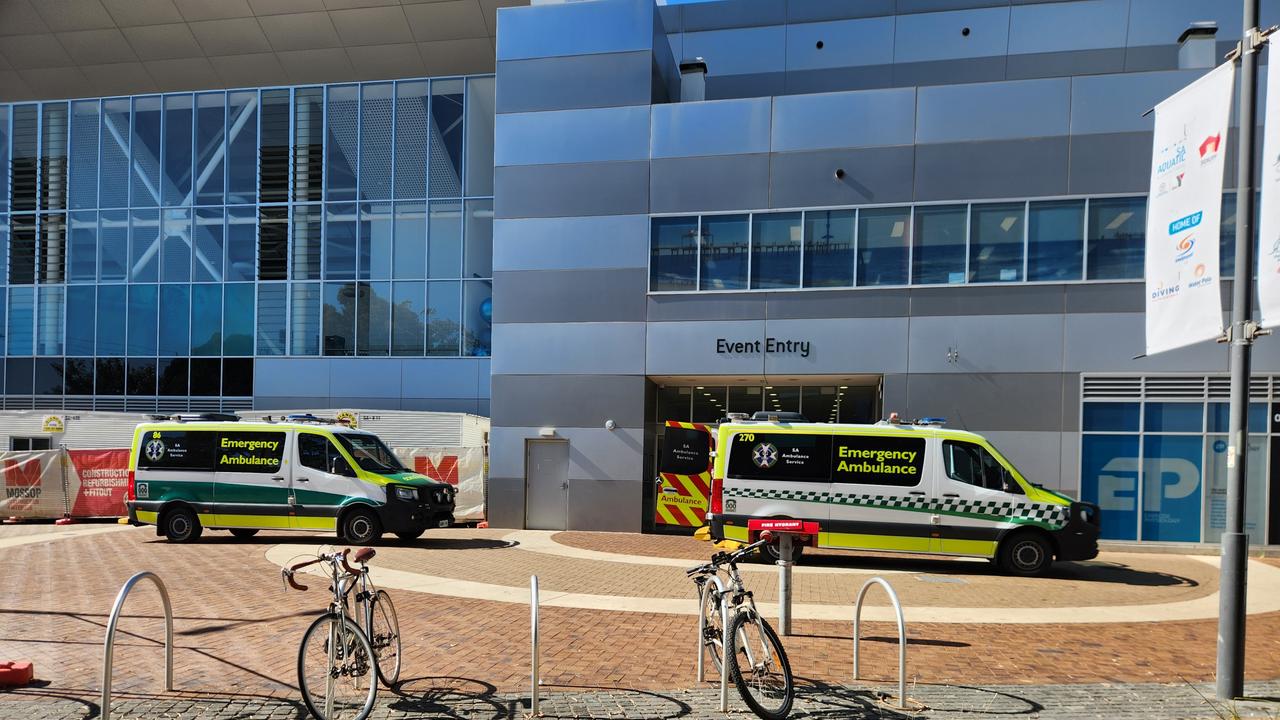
369,590,402,687
726,610,794,720
297,612,378,720
698,583,726,673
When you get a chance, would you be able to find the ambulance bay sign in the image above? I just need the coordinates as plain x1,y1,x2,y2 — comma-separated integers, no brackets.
1145,61,1234,356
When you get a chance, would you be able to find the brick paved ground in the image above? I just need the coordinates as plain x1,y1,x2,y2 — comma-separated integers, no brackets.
3,681,1279,719
3,524,1280,717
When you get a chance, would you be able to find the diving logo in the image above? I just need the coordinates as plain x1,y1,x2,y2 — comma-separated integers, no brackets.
752,443,778,469
144,438,166,463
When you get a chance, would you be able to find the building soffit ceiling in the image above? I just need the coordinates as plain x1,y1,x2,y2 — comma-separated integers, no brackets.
0,0,527,102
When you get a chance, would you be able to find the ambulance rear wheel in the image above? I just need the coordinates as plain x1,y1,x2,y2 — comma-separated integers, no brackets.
162,506,203,543
999,532,1052,577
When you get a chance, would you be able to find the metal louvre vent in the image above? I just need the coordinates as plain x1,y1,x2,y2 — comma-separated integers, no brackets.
32,396,63,410
125,398,158,413
93,397,125,412
3,397,35,410
1143,376,1206,399
1081,376,1142,398
222,398,253,411
189,399,221,412
1086,375,1275,401
64,397,94,411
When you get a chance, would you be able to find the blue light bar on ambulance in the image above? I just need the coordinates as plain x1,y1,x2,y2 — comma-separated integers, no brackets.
917,417,947,426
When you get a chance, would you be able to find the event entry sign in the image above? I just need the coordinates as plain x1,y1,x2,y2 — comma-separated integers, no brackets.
1145,61,1234,356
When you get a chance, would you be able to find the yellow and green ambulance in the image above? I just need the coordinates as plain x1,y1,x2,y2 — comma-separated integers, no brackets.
706,416,1099,576
125,415,455,543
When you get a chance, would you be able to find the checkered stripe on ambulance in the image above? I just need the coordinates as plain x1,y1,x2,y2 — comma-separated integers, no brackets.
706,422,1098,570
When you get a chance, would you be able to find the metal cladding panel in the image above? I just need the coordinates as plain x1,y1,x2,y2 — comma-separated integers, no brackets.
1005,49,1126,82
914,137,1069,201
493,360,637,416
400,358,485,399
916,78,1070,143
891,56,1007,88
647,294,767,322
771,87,915,151
1007,0,1129,55
495,52,654,114
784,16,895,71
979,429,1065,489
1066,131,1151,194
910,285,1065,316
892,6,1010,63
254,358,331,398
237,408,474,447
496,105,651,166
495,161,650,219
761,317,909,374
569,478,643,531
484,475,525,528
493,269,649,323
769,145,914,207
682,25,786,77
491,322,647,375
649,154,770,213
650,98,772,159
765,289,910,319
787,0,896,23
489,425,644,481
496,0,656,62
1063,314,1229,373
645,320,767,376
907,314,1065,374
494,215,650,272
1069,70,1202,136
903,373,1067,433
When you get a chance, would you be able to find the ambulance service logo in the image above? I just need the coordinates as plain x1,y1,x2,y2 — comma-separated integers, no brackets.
144,438,166,463
752,443,779,469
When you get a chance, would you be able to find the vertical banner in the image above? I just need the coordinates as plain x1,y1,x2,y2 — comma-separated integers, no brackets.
1145,61,1235,355
1260,53,1280,325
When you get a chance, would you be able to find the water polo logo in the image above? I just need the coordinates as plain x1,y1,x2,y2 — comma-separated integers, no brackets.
752,443,779,469
144,438,166,463
1195,263,1207,278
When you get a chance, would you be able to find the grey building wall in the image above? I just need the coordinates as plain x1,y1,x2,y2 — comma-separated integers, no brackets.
491,0,1274,531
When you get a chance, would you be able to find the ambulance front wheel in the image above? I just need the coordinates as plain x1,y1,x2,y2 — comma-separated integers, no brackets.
341,507,383,545
998,531,1053,577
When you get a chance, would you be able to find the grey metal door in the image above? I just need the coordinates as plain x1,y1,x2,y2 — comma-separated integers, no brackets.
525,440,568,530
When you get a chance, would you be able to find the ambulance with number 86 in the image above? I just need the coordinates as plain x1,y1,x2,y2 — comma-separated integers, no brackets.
704,412,1100,576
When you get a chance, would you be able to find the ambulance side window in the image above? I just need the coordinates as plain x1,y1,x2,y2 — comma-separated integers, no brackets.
943,441,1021,494
299,433,355,477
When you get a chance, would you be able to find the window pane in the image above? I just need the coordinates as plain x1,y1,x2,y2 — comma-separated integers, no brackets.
360,202,393,280
259,89,290,204
194,207,224,282
36,285,64,356
1220,193,1236,278
391,281,425,356
1080,433,1138,539
727,385,762,415
158,283,190,356
258,205,288,280
693,386,727,423
394,81,429,199
190,358,219,396
857,207,909,286
223,358,253,396
293,87,324,202
650,216,698,291
68,211,97,282
802,209,855,288
290,282,321,355
9,215,35,284
969,202,1024,282
162,94,193,206
161,208,191,283
127,357,156,396
190,283,222,356
325,203,357,279
227,91,258,204
66,285,95,356
1144,402,1203,433
356,281,390,356
393,202,426,280
1027,199,1083,281
99,210,128,281
226,206,256,281
465,76,495,197
463,279,492,357
130,209,160,282
1087,196,1145,280
1207,402,1267,433
69,100,100,210
1204,434,1267,542
326,85,358,202
0,220,7,285
699,214,748,290
0,106,8,212
223,283,254,355
97,285,127,356
256,282,287,356
430,78,464,197
292,204,322,280
802,386,838,423
65,357,92,395
766,386,800,414
5,357,33,394
127,284,158,356
428,200,462,278
8,286,34,355
35,357,63,396
912,205,966,285
194,91,226,206
426,280,460,356
40,103,68,211
96,357,125,395
464,199,493,279
323,282,356,356
1141,434,1202,542
750,212,801,289
360,83,394,200
100,99,130,208
1082,402,1139,432
131,96,162,207
39,213,67,283
158,357,189,396
11,105,37,212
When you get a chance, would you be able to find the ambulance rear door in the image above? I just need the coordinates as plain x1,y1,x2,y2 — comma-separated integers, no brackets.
655,421,714,528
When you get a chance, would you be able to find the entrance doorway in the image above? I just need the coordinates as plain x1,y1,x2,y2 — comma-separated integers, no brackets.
524,439,569,530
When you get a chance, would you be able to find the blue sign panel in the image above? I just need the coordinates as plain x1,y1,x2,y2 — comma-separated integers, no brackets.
1081,434,1139,540
1141,435,1203,542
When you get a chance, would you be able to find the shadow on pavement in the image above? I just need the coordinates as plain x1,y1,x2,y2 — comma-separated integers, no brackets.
145,533,519,551
528,683,694,720
906,683,1045,716
388,676,509,719
792,680,919,719
788,553,1199,587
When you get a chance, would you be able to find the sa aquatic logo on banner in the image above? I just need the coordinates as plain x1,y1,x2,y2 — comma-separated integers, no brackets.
752,443,779,469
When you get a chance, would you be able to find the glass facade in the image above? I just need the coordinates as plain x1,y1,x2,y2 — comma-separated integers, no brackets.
0,75,495,408
655,383,880,425
649,195,1237,293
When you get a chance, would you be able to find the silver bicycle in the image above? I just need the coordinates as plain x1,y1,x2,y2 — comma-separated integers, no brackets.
283,548,402,720
688,533,795,720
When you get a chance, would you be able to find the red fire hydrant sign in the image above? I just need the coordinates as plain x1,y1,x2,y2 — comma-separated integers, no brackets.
747,519,820,534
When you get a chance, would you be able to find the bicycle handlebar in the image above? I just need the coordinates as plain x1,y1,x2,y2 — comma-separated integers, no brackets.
282,549,365,592
685,531,776,577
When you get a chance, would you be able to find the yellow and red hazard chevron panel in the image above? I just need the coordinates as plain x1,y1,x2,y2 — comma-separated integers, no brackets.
655,421,713,528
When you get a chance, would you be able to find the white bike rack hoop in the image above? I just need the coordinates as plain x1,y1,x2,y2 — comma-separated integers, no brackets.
101,571,175,720
852,576,908,711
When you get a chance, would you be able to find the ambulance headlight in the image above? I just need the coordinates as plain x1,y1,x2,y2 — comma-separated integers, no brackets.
394,486,418,501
